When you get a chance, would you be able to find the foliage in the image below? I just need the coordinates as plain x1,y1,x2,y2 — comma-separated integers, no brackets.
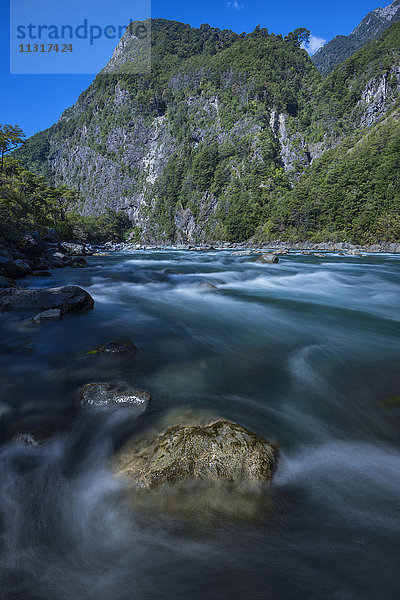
0,125,25,173
68,210,132,242
253,115,400,244
0,155,131,242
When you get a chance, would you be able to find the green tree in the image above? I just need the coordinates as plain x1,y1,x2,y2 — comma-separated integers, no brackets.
0,125,25,173
285,28,310,47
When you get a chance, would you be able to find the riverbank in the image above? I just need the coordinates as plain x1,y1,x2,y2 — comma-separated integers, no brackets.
2,230,399,292
0,230,104,288
102,240,400,253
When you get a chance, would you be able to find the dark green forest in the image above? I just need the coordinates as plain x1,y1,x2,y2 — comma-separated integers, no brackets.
0,155,131,242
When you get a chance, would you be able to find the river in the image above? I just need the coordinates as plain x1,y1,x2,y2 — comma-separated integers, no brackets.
1,249,400,599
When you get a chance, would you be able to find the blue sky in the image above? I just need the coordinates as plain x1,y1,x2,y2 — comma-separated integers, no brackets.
0,0,395,138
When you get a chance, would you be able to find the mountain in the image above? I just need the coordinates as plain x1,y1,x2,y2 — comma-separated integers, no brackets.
313,0,400,76
16,21,320,243
251,22,400,245
16,19,400,244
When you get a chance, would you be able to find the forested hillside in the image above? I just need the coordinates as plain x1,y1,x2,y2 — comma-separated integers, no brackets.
16,18,400,244
0,156,131,243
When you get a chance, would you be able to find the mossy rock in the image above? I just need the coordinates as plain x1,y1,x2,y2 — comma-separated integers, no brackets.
114,418,276,489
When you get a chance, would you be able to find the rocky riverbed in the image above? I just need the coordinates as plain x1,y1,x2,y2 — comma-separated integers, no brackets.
0,229,111,286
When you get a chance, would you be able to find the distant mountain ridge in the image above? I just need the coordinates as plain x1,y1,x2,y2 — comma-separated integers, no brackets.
313,0,400,75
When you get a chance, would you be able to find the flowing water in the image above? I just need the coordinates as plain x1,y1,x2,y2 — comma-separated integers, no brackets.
0,249,400,599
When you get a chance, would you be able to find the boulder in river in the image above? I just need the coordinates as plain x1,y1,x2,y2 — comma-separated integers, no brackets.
77,382,150,409
0,276,16,289
0,286,94,313
19,233,44,257
30,308,62,324
114,418,276,490
97,340,138,354
29,256,51,271
70,256,87,268
14,259,32,276
51,255,69,269
43,228,60,244
254,253,279,264
0,257,27,279
59,242,87,256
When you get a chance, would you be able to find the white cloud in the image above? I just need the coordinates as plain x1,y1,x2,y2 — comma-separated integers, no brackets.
227,0,244,10
301,34,327,56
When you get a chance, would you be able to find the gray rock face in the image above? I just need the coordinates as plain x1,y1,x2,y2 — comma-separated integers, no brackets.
0,286,94,313
114,419,276,490
77,383,150,409
359,67,400,127
31,308,62,324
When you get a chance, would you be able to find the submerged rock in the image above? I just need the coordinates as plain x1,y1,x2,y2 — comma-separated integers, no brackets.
30,271,52,277
197,282,218,291
0,286,94,313
77,382,150,409
255,253,279,264
97,340,138,354
70,256,87,268
114,419,276,490
29,257,50,271
0,276,16,289
6,413,71,444
30,308,62,324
